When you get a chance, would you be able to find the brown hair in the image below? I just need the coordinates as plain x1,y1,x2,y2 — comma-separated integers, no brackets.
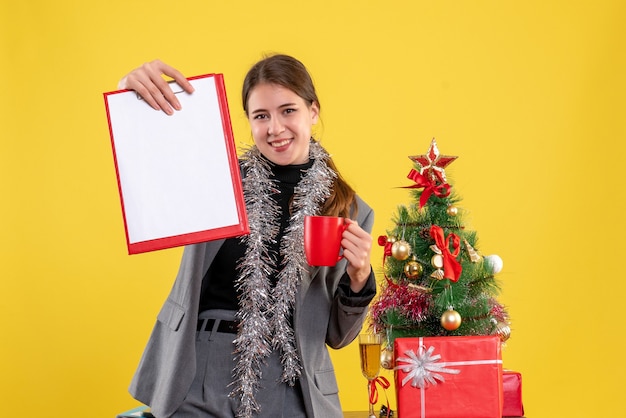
242,54,357,218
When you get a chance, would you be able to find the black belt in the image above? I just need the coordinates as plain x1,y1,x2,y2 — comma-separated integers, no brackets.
197,318,239,334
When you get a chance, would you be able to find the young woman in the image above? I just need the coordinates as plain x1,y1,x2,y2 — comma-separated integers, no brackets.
118,55,376,418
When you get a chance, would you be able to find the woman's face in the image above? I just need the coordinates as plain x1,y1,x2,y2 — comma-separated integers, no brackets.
247,83,319,166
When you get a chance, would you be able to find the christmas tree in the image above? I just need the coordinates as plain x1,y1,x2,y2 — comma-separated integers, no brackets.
371,139,510,366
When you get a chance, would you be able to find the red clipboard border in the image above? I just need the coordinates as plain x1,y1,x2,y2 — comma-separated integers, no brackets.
104,73,249,254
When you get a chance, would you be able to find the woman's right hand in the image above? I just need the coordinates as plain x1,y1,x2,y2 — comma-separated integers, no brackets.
117,59,195,115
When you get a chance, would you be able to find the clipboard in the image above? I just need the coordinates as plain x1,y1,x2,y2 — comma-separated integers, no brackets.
104,74,249,254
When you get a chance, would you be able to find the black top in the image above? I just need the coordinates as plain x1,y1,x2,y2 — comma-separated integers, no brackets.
199,159,375,312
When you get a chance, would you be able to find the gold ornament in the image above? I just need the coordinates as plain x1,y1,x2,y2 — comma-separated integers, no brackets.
407,283,432,293
430,245,445,279
446,205,458,216
493,321,511,342
431,253,444,268
391,240,411,261
441,308,462,331
404,258,423,280
463,238,482,263
380,348,394,370
430,269,445,280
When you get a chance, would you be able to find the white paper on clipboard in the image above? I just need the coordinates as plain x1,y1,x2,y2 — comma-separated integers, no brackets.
104,74,248,254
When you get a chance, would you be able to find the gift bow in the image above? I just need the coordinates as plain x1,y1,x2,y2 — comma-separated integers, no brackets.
405,169,451,209
369,375,390,405
430,225,462,282
395,345,461,388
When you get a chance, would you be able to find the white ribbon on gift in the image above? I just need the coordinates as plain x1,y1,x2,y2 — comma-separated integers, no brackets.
395,344,461,388
394,337,503,418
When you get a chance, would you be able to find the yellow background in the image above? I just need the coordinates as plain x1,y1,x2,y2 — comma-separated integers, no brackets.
2,1,624,417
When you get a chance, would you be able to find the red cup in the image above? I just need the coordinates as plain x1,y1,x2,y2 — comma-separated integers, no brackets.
304,215,348,266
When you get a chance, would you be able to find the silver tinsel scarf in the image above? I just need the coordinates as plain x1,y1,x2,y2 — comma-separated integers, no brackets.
231,141,336,417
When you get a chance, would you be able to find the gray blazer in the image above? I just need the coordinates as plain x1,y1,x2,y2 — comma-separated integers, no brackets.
129,196,375,418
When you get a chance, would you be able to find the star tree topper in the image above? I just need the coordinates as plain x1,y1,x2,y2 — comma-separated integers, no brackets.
409,138,458,184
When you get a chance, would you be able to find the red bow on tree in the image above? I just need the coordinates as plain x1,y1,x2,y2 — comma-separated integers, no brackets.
430,225,462,282
405,169,451,209
378,235,393,263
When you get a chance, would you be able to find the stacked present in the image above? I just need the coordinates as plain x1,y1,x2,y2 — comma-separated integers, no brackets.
503,370,524,417
370,140,524,417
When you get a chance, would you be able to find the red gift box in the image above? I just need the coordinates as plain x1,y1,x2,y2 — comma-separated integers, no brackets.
502,370,524,417
394,335,503,418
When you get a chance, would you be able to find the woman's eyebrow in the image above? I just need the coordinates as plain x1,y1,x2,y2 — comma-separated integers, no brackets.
250,102,298,115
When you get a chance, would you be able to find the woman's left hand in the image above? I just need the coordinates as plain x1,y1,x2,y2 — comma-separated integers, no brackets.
341,219,373,292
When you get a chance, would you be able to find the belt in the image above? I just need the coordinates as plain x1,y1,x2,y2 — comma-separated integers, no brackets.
197,318,239,334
